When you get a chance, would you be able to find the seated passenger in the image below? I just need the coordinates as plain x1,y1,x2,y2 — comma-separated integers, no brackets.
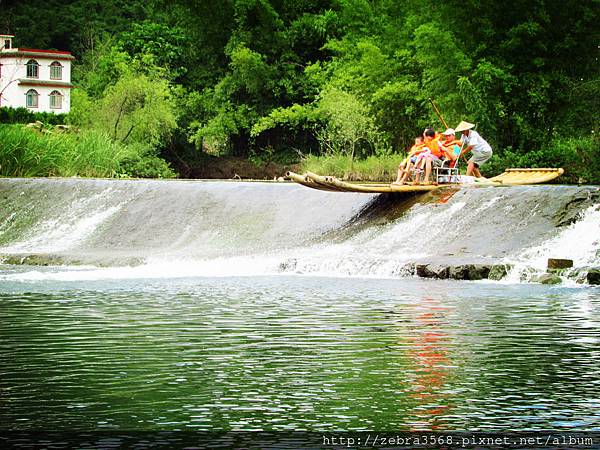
395,128,439,185
393,136,424,185
441,128,460,154
440,128,461,165
413,127,446,185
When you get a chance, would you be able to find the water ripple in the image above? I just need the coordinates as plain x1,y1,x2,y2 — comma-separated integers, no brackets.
1,276,599,431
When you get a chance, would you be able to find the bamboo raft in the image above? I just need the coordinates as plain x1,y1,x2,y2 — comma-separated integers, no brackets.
285,168,564,194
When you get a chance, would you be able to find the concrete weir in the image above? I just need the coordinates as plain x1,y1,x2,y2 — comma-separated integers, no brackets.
0,178,599,284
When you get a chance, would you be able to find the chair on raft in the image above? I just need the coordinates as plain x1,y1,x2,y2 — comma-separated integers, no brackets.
435,144,461,184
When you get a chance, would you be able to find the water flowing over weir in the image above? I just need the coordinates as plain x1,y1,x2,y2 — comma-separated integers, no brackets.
0,178,598,282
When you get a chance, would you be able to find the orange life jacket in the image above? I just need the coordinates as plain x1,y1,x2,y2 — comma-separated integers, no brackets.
424,137,443,158
409,143,426,156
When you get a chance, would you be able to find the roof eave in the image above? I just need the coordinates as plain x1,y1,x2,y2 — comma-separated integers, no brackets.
0,50,75,61
18,79,74,89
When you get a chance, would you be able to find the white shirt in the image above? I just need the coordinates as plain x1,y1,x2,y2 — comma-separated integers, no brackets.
461,130,492,155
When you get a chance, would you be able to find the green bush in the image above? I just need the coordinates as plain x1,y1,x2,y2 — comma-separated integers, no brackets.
116,143,177,178
0,107,67,125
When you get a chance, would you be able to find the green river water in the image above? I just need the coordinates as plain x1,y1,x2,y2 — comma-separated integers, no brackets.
1,273,599,432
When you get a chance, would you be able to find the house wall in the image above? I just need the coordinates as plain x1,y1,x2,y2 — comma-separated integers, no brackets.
0,55,72,113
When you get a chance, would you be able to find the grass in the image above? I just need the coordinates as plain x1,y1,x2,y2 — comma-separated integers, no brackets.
0,124,175,178
300,153,402,181
0,124,126,177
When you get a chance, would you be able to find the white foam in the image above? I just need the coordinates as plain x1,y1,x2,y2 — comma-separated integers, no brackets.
1,191,123,254
0,202,463,281
0,255,281,282
505,205,600,282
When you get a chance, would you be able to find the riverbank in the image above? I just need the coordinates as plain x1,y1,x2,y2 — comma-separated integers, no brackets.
2,121,597,184
173,154,300,180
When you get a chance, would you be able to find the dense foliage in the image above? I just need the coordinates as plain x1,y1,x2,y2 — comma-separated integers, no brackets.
2,0,598,181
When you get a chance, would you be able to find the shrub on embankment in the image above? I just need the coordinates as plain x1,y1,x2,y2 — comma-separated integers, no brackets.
0,124,176,178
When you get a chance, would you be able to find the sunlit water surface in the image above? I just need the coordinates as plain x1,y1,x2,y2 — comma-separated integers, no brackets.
1,269,599,432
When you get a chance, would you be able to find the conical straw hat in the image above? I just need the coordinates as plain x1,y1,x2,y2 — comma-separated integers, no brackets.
455,121,475,132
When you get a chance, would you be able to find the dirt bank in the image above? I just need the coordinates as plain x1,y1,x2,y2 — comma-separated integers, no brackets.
174,156,300,180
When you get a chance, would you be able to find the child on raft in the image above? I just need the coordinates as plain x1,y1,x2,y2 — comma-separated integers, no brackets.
393,135,425,185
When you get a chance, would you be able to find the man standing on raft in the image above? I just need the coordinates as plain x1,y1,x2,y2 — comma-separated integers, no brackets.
455,121,493,178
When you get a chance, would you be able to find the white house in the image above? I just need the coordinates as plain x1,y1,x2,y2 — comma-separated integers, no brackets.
0,34,74,114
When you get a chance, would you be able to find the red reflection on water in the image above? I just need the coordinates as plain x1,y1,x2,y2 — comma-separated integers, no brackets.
405,296,454,431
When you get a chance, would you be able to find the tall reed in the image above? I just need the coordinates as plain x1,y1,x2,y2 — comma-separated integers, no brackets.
0,124,134,178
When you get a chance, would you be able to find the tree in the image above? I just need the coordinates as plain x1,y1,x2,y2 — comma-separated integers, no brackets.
94,74,177,147
315,87,385,159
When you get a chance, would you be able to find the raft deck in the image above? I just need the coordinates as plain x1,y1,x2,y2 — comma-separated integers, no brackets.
286,168,564,194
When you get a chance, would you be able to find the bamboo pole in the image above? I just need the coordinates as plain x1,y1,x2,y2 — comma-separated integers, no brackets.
427,97,470,169
285,171,340,191
428,98,449,129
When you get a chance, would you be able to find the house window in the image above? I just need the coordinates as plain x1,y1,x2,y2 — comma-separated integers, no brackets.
26,89,39,108
49,90,63,109
50,61,62,80
3,40,10,50
26,60,39,78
